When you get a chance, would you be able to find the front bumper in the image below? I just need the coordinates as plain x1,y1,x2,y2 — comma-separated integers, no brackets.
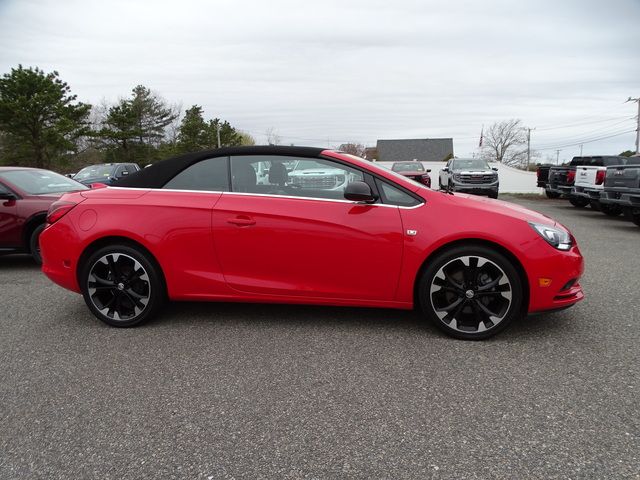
526,241,585,314
451,180,498,194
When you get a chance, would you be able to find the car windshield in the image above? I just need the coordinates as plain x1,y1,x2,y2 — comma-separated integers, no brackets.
74,164,114,180
2,169,88,195
452,159,490,170
393,162,425,172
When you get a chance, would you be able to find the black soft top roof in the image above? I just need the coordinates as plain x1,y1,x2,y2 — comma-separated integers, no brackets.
114,145,326,189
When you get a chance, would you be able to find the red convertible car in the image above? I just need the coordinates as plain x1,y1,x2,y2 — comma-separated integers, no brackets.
40,146,584,339
0,167,88,263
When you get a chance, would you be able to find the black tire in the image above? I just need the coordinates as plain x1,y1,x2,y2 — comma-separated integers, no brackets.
29,224,45,264
488,191,499,199
79,244,165,327
599,203,622,217
633,213,640,227
589,200,601,211
545,190,561,199
417,245,523,340
569,197,589,208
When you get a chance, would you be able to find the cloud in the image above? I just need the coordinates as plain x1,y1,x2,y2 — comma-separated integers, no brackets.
1,0,639,160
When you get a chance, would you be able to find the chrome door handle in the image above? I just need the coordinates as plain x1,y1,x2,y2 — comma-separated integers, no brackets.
227,216,256,226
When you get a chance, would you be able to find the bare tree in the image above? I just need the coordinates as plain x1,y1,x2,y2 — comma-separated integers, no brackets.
338,142,367,157
481,119,527,166
265,127,281,145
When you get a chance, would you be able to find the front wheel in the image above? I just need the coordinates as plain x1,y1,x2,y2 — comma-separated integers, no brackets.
418,245,523,340
29,224,45,264
569,197,589,208
79,244,165,327
633,213,640,227
488,190,499,199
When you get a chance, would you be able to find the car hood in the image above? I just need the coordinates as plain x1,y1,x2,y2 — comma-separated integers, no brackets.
443,192,557,226
398,171,426,176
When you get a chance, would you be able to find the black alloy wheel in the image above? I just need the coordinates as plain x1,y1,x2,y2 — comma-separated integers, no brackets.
419,245,522,340
80,244,164,327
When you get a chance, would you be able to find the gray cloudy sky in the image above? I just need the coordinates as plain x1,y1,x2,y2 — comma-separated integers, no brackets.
1,0,639,161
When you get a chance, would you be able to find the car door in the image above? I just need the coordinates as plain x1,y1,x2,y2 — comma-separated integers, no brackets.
0,181,20,247
211,155,405,301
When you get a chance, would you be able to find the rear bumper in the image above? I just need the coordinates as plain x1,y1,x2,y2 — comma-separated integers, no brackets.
40,220,82,293
600,188,640,209
546,185,573,196
571,186,602,201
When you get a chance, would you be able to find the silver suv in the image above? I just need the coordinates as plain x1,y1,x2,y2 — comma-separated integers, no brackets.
439,158,499,198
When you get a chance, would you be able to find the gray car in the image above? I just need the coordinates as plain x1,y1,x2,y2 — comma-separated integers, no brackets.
439,158,499,198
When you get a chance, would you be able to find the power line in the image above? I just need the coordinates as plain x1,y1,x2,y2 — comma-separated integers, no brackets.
533,118,636,149
534,129,636,151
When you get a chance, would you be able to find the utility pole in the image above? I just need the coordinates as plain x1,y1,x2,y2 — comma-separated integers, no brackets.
216,124,221,148
626,96,640,154
556,149,561,165
579,144,583,156
526,127,535,170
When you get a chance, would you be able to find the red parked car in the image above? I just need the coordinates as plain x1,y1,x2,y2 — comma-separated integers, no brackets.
0,167,88,263
40,146,584,339
391,161,432,187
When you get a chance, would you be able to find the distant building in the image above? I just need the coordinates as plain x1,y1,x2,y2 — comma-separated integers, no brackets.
376,138,453,162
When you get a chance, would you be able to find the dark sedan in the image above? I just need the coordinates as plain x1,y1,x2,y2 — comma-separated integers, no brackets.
391,161,432,187
73,163,140,185
0,167,88,263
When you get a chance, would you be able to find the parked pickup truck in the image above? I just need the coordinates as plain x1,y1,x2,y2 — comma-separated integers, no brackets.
599,156,640,226
570,156,628,213
546,157,585,203
535,165,557,197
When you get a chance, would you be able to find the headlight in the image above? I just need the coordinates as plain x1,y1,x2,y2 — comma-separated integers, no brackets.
529,222,572,251
453,173,462,181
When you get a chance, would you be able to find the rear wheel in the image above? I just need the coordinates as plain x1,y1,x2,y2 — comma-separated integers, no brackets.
80,244,165,327
633,213,640,227
569,197,589,208
599,203,622,216
418,245,523,340
545,190,561,199
29,224,45,264
589,200,601,211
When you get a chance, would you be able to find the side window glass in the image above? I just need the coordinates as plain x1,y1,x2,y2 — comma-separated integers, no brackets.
0,182,9,194
230,155,364,200
378,181,420,207
163,157,229,191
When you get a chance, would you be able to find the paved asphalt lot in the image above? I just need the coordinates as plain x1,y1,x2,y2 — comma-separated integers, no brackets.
1,196,638,479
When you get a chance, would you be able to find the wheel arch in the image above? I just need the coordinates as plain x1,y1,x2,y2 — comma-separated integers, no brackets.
413,238,530,315
75,235,168,296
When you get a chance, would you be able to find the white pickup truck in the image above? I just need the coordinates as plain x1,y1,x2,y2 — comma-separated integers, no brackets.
570,155,627,214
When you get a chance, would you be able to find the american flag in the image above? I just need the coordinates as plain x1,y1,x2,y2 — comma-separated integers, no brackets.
479,125,484,147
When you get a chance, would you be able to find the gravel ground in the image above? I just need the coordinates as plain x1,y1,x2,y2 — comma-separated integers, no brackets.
0,196,638,479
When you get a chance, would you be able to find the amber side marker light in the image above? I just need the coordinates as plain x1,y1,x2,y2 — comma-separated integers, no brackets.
538,278,553,287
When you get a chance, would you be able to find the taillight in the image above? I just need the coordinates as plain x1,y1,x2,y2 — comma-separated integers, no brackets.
567,170,576,184
46,200,78,224
536,169,541,179
595,170,606,185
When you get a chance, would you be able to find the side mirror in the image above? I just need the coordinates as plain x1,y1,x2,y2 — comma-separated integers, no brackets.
0,191,17,201
442,167,449,172
344,181,377,203
426,169,432,173
492,167,498,171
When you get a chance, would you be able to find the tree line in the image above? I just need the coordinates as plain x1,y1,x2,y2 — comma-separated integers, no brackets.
0,65,255,172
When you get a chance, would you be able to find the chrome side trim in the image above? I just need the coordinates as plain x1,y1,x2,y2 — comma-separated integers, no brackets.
104,186,424,209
